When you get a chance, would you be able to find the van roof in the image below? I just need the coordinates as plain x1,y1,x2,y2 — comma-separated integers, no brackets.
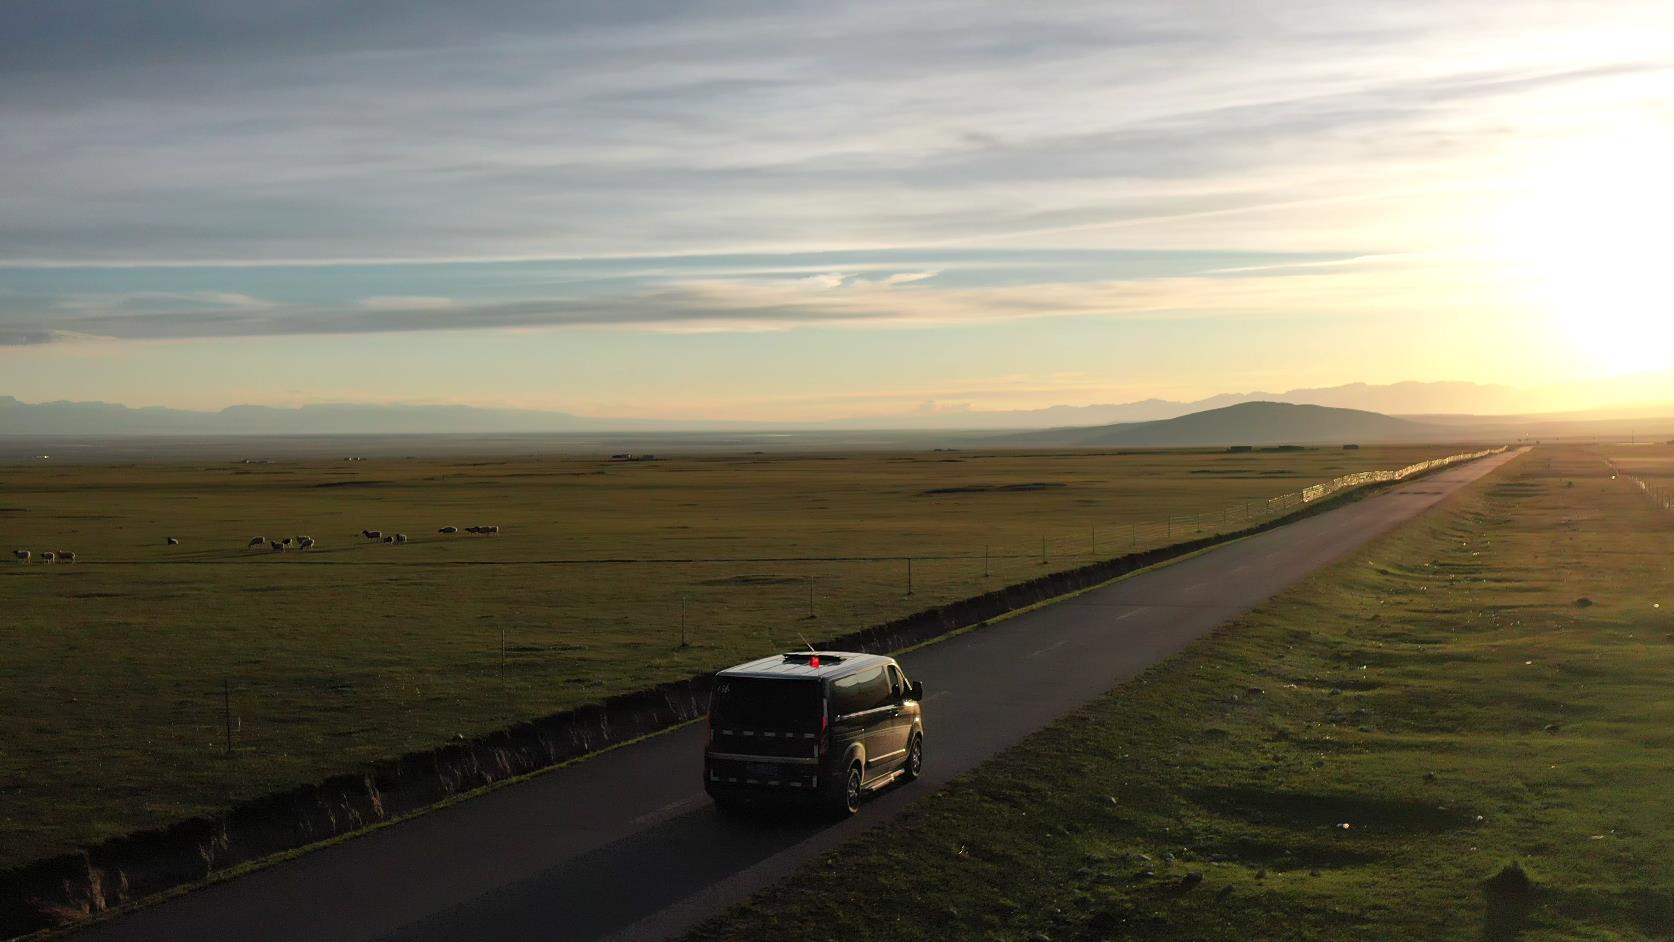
717,651,892,680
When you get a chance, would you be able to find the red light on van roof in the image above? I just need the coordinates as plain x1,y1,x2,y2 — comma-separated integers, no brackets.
809,656,820,669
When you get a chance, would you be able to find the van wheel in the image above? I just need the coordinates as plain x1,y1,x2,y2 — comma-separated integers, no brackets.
838,763,863,817
903,734,923,782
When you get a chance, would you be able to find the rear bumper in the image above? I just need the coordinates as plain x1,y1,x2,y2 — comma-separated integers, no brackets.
704,754,823,798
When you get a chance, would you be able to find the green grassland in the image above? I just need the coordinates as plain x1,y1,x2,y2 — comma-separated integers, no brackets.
0,444,1467,868
688,445,1674,942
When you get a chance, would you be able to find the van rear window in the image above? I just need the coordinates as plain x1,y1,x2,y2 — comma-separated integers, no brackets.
710,678,822,731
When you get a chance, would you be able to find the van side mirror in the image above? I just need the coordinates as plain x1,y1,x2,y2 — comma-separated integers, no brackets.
909,680,925,702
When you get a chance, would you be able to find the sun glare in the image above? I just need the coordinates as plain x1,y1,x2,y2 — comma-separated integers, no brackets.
1500,126,1674,376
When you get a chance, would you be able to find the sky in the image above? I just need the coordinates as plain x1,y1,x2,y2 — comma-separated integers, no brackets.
2,0,1672,420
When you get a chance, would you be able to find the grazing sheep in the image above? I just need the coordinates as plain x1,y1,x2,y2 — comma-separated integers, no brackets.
249,536,265,547
394,533,407,544
40,551,55,564
12,549,29,563
383,536,395,544
438,526,458,534
166,537,180,546
269,540,285,553
57,551,76,563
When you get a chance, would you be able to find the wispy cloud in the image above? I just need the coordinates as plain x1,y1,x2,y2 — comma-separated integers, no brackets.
0,253,1504,345
3,0,1670,268
358,296,455,310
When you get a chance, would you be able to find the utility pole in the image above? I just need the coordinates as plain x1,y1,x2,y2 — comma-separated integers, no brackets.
223,679,233,756
680,594,688,647
906,557,913,595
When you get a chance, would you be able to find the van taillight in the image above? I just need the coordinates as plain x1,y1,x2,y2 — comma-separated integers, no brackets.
817,710,828,756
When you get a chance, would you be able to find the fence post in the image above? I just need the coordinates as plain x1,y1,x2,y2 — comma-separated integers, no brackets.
907,557,913,595
223,678,233,756
984,544,990,578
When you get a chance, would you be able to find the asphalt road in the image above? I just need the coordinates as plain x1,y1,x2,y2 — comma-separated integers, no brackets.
72,449,1521,942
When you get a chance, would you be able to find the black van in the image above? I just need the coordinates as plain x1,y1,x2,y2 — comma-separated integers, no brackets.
704,651,925,816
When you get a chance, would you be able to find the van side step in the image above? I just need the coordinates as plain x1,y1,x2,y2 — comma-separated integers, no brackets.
862,769,903,792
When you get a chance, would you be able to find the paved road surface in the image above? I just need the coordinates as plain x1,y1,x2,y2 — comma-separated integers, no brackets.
74,449,1522,942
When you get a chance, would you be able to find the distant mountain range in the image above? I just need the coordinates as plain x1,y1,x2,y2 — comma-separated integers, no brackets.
999,402,1442,448
0,397,735,436
1,371,1671,437
818,371,1674,429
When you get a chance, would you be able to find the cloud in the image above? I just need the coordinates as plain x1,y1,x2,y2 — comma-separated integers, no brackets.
358,296,455,310
0,251,1502,345
2,0,1671,269
0,328,60,346
50,291,272,312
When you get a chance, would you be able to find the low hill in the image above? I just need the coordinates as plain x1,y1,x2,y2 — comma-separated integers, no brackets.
999,401,1446,448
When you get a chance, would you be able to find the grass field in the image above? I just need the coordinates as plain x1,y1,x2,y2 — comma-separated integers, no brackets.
0,443,1473,868
689,445,1674,942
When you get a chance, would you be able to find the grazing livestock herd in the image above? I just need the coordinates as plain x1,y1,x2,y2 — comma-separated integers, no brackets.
12,549,73,564
11,523,499,565
248,535,316,553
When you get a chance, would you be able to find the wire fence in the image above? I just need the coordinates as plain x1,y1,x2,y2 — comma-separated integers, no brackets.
1605,458,1674,514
